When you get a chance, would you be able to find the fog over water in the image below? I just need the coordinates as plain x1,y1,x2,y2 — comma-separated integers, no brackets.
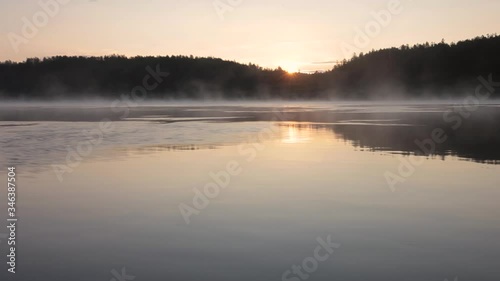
1,101,500,281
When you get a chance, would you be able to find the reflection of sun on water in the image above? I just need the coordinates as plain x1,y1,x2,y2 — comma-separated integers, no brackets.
281,123,312,144
275,122,351,164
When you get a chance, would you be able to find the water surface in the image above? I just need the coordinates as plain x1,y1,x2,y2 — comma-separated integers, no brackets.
1,102,499,281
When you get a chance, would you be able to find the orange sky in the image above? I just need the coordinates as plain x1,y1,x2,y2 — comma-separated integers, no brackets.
1,0,499,72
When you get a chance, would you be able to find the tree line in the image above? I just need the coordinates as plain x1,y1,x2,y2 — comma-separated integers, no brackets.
1,34,499,100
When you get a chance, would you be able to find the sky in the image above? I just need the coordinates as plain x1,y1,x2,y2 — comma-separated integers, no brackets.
1,0,499,72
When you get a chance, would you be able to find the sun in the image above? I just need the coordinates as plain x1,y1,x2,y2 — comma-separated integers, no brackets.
279,61,300,74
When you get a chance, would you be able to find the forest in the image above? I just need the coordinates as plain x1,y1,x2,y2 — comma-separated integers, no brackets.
1,34,499,100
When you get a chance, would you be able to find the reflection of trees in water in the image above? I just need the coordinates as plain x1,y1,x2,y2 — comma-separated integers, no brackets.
3,105,500,177
279,108,500,165
331,124,500,164
117,144,219,154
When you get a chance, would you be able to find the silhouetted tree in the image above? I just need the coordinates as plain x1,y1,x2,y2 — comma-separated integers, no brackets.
0,35,499,100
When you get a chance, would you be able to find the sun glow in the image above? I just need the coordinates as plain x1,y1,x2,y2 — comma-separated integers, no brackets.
279,62,300,74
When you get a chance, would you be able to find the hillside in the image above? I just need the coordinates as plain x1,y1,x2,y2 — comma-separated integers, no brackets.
0,34,499,100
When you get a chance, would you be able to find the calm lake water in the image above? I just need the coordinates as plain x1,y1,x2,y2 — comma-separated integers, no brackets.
1,102,500,281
